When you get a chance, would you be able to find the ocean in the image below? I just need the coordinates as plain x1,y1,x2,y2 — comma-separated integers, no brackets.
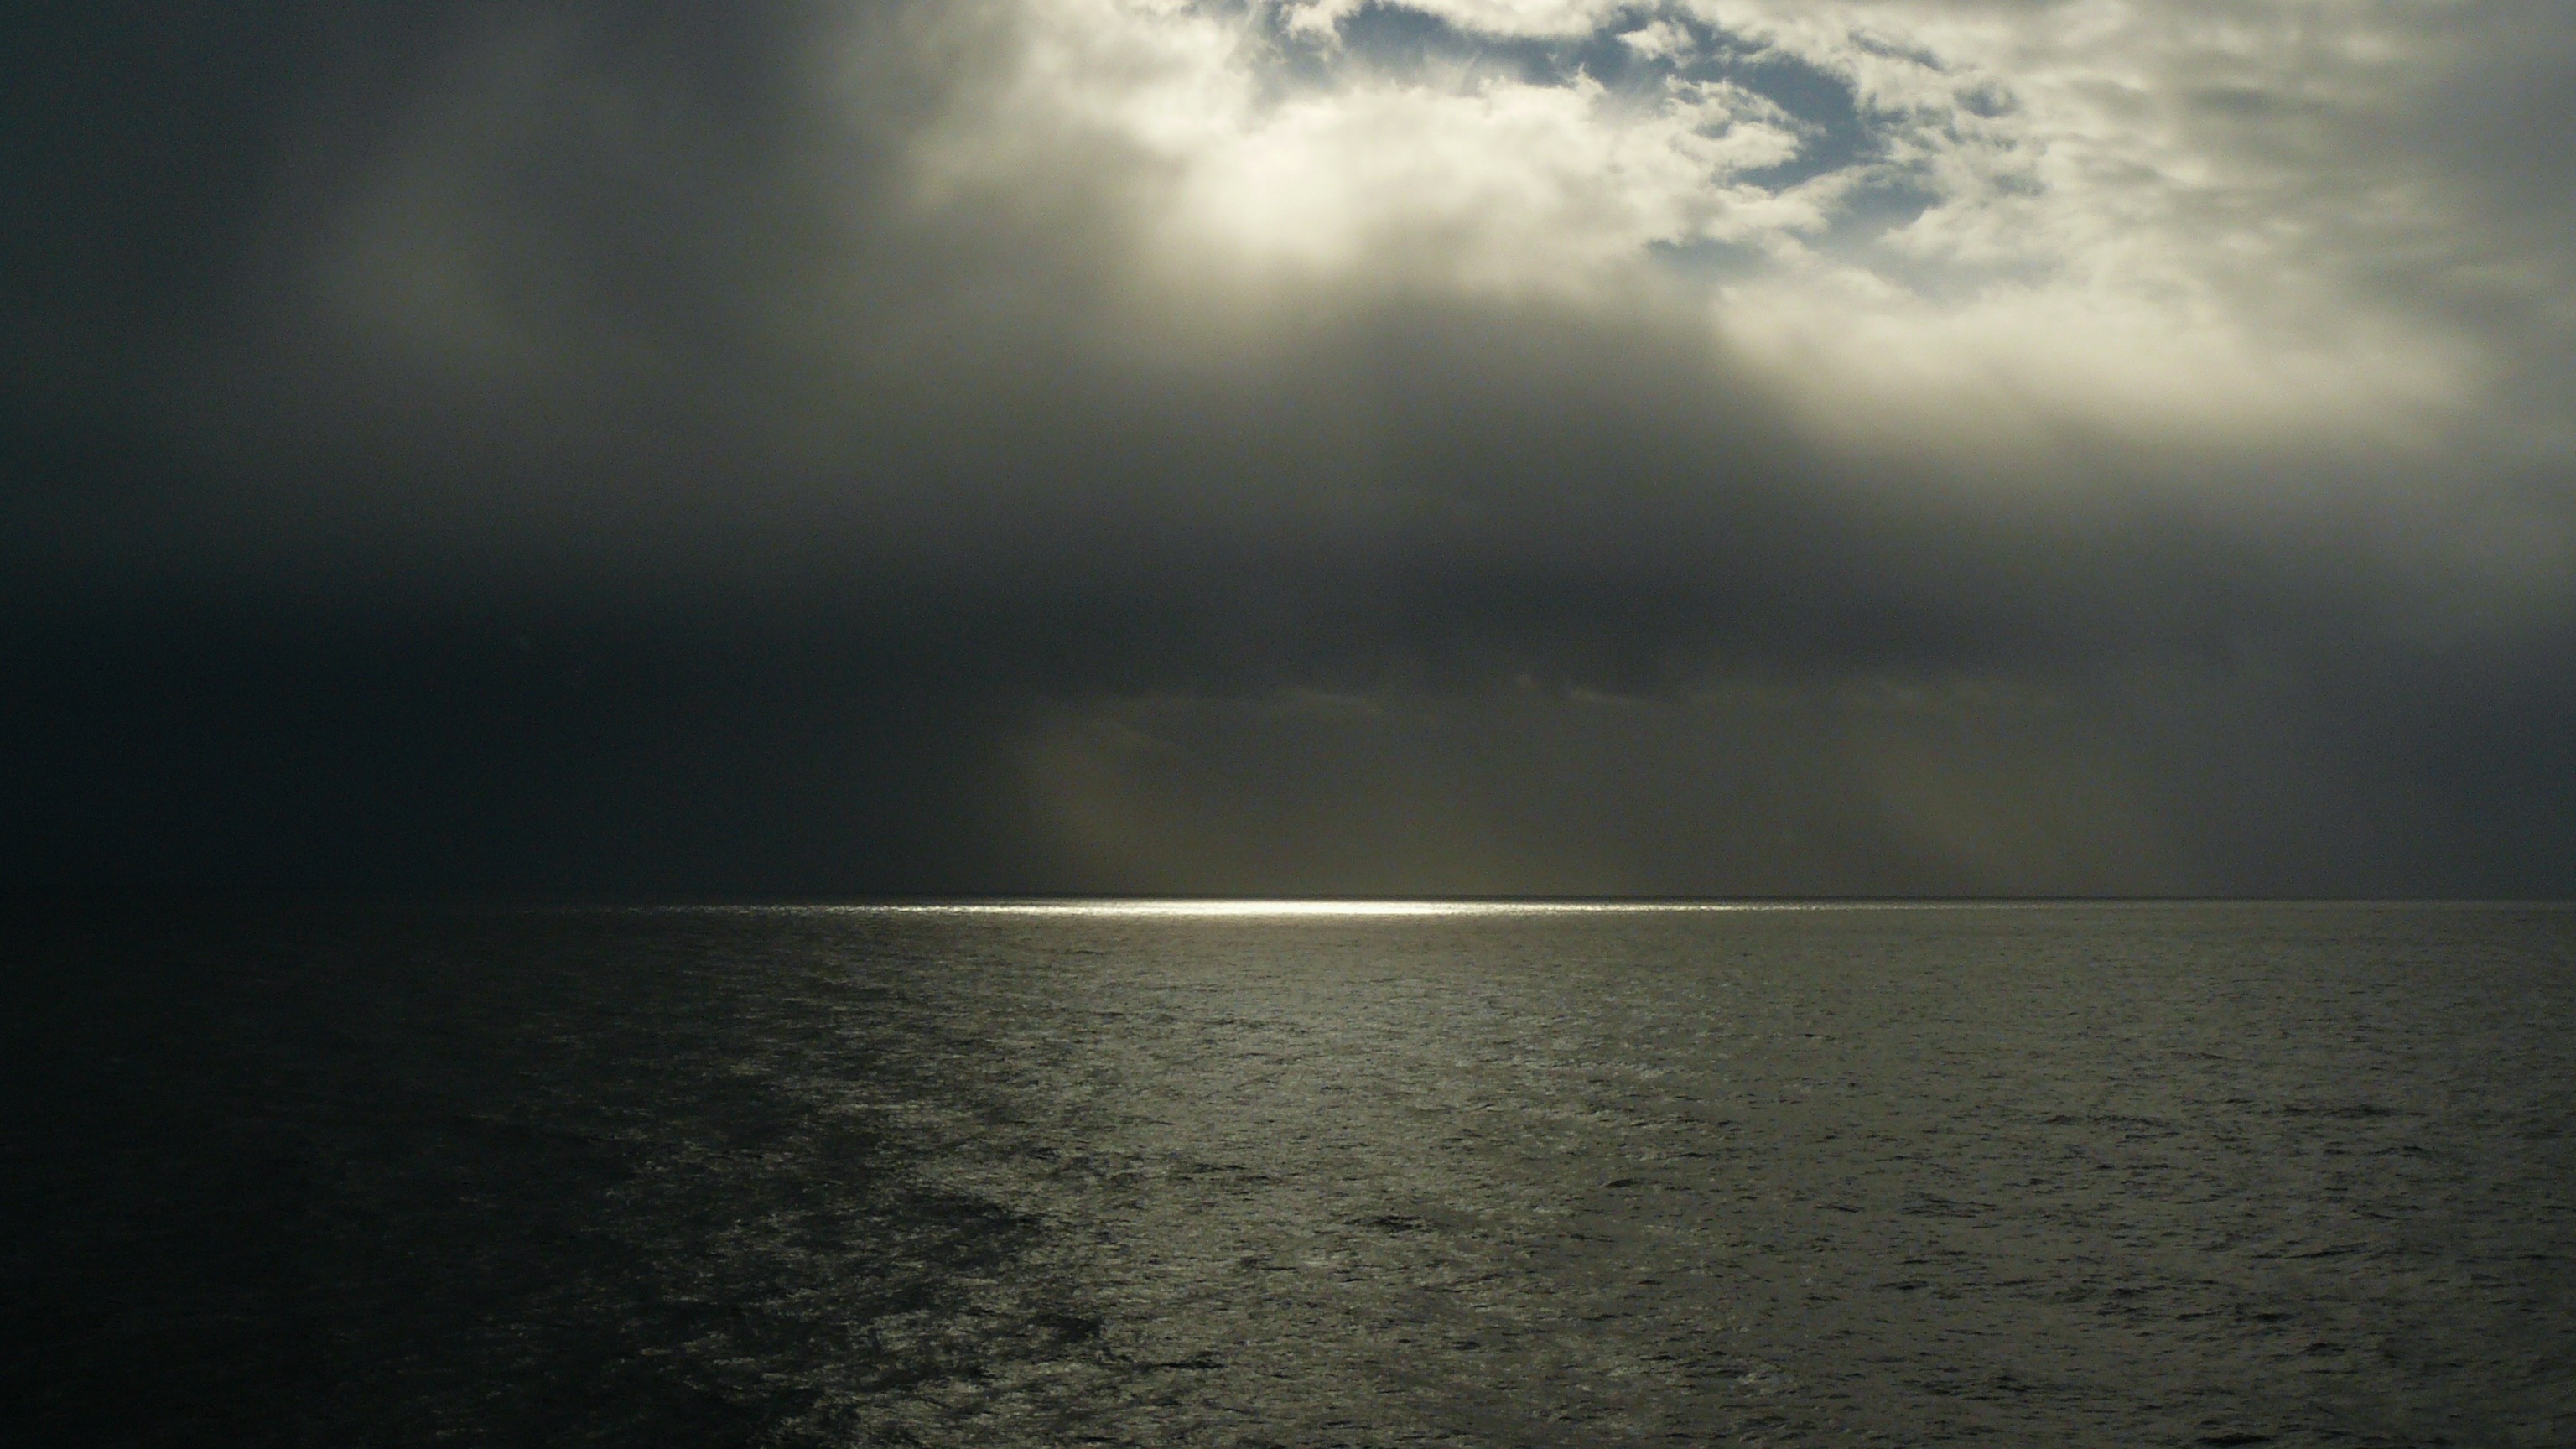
4,901,2571,1446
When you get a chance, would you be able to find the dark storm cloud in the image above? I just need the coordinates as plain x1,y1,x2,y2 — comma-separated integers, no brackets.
4,0,2573,894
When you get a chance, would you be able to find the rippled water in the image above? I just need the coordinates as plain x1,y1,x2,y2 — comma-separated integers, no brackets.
6,902,2572,1446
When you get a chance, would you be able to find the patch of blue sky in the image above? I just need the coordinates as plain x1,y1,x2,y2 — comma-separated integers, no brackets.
1238,3,1939,195
1211,3,2040,293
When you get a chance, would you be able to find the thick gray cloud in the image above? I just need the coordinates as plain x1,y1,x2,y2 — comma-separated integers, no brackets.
4,0,2573,894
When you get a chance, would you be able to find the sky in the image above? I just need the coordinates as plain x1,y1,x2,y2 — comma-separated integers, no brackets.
5,0,2574,896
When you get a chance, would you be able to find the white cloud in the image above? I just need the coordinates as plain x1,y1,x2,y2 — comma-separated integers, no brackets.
237,0,2570,627
901,0,2560,473
911,0,1809,297
1280,0,1630,40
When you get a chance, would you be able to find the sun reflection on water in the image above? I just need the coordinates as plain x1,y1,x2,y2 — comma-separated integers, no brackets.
860,900,1776,917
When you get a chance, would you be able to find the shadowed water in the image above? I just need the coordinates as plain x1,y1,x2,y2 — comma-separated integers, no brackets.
4,902,2571,1446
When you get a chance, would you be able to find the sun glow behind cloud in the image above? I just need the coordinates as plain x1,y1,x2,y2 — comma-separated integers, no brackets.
9,0,2576,897
907,0,2494,467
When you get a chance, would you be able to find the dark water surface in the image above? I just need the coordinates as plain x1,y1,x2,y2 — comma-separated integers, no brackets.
5,902,2572,1446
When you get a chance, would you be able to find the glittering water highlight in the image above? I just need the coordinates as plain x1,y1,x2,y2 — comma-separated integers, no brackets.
5,902,2571,1446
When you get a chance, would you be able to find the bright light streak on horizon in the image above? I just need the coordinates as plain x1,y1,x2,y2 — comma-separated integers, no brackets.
602,901,2558,917
896,900,1514,917
829,899,1789,917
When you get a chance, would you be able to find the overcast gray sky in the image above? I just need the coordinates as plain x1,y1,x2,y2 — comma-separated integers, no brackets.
6,0,2573,895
